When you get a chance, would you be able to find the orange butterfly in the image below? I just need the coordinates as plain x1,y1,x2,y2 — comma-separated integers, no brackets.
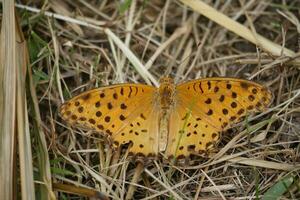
60,77,272,159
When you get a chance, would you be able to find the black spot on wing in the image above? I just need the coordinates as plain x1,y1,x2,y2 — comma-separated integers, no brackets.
226,83,232,89
128,87,133,98
79,117,86,121
207,109,213,115
199,82,204,93
113,93,118,99
222,108,228,115
140,113,146,120
205,98,212,104
232,92,237,98
207,81,211,90
134,87,138,96
96,111,102,117
82,94,91,100
78,106,84,113
97,124,104,130
89,118,96,124
231,102,237,108
219,95,225,102
119,115,126,121
188,145,196,151
95,101,101,107
120,103,127,109
248,95,255,101
214,86,219,93
230,116,237,121
240,82,249,89
105,116,111,122
237,108,245,115
107,102,113,109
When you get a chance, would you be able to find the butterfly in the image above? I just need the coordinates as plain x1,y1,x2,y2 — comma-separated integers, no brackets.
60,77,272,160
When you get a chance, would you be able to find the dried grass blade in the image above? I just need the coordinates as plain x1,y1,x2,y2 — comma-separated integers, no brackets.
179,0,296,58
104,28,158,86
0,1,17,199
227,157,299,171
15,15,36,200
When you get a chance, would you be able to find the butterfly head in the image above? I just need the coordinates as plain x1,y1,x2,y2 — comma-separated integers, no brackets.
159,77,174,84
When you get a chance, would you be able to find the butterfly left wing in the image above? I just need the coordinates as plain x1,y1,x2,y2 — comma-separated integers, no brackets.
165,78,272,158
60,84,161,157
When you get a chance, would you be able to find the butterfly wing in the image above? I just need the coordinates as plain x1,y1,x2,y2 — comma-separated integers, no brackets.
60,84,160,157
165,78,272,158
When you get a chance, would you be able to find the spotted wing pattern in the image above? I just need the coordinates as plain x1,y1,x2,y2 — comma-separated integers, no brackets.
60,84,160,156
165,78,272,158
60,77,272,159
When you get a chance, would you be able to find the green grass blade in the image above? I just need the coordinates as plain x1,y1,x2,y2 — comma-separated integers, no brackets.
262,175,294,200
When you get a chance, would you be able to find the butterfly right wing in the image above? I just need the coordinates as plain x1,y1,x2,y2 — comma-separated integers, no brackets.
165,78,272,158
60,84,160,157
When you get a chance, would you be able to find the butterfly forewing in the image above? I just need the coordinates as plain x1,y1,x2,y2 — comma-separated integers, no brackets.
60,84,160,156
176,78,272,129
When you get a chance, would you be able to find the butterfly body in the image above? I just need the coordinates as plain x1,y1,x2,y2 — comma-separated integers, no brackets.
159,77,176,109
60,77,272,159
157,77,176,152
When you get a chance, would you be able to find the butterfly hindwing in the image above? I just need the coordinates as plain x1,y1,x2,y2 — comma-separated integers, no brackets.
166,104,220,158
112,99,160,156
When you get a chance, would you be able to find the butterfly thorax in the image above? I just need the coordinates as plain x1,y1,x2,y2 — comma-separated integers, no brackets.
159,77,175,109
158,77,176,151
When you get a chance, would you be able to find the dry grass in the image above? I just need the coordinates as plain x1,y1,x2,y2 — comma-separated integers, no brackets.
6,0,300,199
